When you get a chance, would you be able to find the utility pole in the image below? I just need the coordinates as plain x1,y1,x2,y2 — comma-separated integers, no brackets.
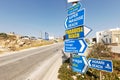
39,31,42,39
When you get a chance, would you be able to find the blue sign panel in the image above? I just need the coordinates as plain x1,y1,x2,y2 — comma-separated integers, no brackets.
64,39,87,53
88,58,113,72
65,9,85,30
68,3,81,15
72,55,88,74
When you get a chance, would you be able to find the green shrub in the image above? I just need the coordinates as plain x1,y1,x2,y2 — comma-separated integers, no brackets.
0,33,8,39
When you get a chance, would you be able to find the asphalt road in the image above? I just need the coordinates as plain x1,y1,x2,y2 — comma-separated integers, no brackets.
0,43,63,80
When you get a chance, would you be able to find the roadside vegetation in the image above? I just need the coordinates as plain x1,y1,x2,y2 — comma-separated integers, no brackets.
58,43,120,80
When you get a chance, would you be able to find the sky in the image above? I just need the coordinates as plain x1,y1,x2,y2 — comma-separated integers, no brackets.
0,0,120,38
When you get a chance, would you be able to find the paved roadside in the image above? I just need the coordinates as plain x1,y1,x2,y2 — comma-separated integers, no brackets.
25,50,63,80
42,50,62,80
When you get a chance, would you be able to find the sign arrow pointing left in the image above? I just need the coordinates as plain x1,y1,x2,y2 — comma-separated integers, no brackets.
64,9,85,30
88,58,113,72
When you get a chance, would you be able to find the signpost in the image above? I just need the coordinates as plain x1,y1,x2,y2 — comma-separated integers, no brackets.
64,0,113,76
72,55,88,73
88,58,113,72
64,39,87,53
64,0,95,74
65,9,85,30
64,1,89,74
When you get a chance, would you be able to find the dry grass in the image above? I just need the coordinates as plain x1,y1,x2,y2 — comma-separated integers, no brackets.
0,37,56,53
16,40,54,51
0,33,56,53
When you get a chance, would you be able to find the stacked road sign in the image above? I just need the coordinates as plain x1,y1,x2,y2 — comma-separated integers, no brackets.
64,0,113,74
64,1,91,74
64,2,91,54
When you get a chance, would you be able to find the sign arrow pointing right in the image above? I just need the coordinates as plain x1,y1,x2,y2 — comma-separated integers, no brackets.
84,26,92,37
64,39,88,54
82,56,88,73
79,40,85,52
72,55,88,74
78,39,87,54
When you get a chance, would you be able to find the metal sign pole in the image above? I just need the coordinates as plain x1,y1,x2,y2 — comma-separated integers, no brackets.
70,54,72,68
100,71,102,80
69,1,78,69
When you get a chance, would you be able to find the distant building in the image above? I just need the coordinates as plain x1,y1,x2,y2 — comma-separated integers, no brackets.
45,32,49,40
96,28,120,44
8,32,14,35
30,36,37,40
49,36,55,40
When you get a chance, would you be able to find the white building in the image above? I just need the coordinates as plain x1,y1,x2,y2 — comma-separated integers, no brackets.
96,28,120,44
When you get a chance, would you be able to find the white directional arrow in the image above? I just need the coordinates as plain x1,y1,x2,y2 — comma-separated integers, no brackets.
79,40,85,52
88,58,113,72
84,26,92,37
82,57,88,73
64,18,68,29
78,39,87,54
88,59,91,67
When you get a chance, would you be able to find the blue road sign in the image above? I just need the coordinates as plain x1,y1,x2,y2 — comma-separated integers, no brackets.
64,39,87,53
68,3,81,15
88,58,113,72
65,9,85,30
72,55,88,74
